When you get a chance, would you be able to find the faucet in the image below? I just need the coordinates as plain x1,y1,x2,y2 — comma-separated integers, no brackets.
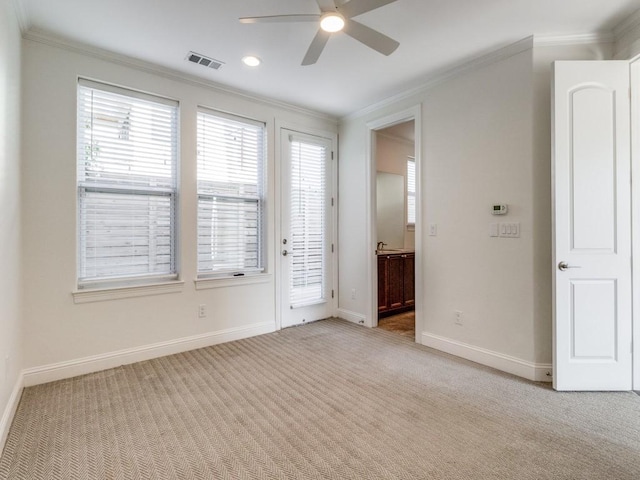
377,241,387,251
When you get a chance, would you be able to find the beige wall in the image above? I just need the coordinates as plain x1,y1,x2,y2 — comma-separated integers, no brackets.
20,38,337,371
338,39,611,374
0,0,23,442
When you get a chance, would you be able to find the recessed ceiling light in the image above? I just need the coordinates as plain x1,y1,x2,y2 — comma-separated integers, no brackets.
242,55,261,67
320,12,345,33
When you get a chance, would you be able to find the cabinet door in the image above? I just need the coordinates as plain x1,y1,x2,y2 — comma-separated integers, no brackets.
377,256,389,313
403,254,415,306
388,255,404,309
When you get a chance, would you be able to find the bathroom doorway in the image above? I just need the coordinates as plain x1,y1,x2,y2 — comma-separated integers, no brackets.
366,106,422,343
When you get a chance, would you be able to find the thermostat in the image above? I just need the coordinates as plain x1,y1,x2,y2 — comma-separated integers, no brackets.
491,204,508,215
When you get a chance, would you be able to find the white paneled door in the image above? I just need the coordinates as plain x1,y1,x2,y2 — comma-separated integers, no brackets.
280,130,334,328
552,61,632,391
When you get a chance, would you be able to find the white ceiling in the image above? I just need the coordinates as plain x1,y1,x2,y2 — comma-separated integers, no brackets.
17,0,640,117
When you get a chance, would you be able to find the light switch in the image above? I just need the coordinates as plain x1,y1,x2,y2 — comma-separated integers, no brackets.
499,222,520,238
489,223,499,237
429,223,437,236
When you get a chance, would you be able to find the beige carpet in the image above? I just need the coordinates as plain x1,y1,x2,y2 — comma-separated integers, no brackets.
1,318,640,479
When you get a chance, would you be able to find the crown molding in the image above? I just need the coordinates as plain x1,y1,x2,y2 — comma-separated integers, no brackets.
614,7,640,39
341,30,617,122
533,32,615,47
11,0,31,33
22,29,338,124
342,36,534,122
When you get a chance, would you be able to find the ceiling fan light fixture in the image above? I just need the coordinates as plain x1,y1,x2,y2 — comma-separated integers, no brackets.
320,12,345,33
242,55,262,67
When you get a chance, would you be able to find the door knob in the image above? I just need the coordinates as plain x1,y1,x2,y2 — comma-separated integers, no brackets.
282,250,289,257
558,261,581,271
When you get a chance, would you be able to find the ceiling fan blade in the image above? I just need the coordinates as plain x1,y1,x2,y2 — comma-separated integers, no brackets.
240,14,320,24
315,0,337,12
302,29,331,66
339,0,397,18
343,19,399,56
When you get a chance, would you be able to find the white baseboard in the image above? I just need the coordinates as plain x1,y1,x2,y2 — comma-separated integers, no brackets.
336,308,367,325
421,332,552,382
0,372,24,455
23,321,276,387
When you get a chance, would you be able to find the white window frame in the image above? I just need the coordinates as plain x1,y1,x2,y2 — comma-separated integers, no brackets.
76,79,179,291
196,108,267,280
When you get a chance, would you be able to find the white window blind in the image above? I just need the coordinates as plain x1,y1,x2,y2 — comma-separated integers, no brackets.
407,157,416,225
289,137,327,307
197,110,265,276
77,80,178,287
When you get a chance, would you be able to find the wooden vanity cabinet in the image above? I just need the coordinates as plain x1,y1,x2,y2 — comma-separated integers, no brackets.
377,252,415,317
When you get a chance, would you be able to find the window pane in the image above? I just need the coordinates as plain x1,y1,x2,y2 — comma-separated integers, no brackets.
289,139,326,307
79,190,174,281
197,196,260,272
407,158,416,225
197,110,265,275
78,86,177,190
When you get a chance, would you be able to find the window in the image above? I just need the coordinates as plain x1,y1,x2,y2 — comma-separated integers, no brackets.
77,80,178,288
196,109,266,277
407,156,416,225
288,136,328,307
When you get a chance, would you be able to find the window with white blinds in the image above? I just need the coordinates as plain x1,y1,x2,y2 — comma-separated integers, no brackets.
196,109,266,276
77,80,178,288
289,137,327,307
407,157,416,225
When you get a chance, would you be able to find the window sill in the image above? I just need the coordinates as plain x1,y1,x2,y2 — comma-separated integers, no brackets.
194,273,272,290
72,280,185,304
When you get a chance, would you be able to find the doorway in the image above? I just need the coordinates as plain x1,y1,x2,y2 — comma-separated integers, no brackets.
366,106,422,343
375,122,416,337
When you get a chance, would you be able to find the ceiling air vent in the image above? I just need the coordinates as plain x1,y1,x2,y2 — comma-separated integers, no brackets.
186,51,225,70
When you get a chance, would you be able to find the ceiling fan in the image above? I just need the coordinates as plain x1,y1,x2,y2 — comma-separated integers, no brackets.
240,0,400,66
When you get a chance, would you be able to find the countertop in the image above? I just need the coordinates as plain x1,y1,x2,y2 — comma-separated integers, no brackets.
376,249,415,255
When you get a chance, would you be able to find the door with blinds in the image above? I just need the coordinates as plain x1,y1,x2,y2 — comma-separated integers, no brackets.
280,130,334,328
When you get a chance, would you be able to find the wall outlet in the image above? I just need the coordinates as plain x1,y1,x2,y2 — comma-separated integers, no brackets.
454,310,463,325
198,304,207,318
351,288,357,299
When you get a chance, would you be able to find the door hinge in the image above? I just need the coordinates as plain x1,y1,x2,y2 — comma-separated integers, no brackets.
331,197,334,207
331,289,334,298
331,243,334,253
331,151,334,160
